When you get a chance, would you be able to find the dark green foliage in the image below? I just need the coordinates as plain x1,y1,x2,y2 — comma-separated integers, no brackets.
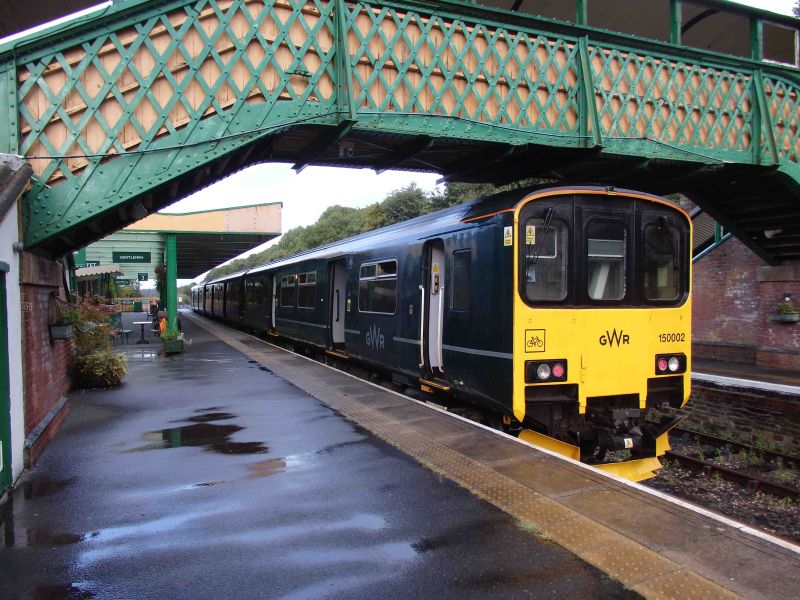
69,303,128,389
202,181,515,282
72,352,128,388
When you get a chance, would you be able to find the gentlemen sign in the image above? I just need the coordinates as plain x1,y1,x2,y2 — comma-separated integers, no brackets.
113,251,151,263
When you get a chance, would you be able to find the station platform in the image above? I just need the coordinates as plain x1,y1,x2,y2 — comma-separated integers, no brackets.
692,357,800,396
1,314,798,599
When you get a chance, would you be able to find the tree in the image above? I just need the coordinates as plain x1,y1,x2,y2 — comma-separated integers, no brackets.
362,183,428,230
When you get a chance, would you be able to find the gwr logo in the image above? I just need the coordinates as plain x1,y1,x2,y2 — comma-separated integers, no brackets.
599,329,630,347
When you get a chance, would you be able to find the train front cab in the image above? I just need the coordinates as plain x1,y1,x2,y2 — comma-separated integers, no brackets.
512,189,691,482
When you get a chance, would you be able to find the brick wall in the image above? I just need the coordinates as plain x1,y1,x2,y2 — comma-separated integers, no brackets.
20,251,72,463
692,238,800,370
684,381,800,454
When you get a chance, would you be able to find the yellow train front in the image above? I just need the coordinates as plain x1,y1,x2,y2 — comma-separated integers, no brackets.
510,188,691,482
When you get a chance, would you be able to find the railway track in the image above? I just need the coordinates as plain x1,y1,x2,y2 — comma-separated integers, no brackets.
673,428,800,470
666,428,800,501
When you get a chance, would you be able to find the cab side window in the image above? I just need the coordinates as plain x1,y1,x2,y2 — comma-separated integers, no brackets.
451,250,471,312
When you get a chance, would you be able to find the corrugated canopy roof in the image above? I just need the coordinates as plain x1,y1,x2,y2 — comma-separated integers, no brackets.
74,263,123,279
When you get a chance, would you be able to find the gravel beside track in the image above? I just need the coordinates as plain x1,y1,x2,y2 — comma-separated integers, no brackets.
645,431,800,542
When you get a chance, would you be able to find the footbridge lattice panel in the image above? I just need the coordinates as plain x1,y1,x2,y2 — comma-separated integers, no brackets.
2,0,800,259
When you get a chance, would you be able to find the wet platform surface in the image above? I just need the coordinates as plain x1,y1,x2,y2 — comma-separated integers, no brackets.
0,317,634,599
186,314,800,600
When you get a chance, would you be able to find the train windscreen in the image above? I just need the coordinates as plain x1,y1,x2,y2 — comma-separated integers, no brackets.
519,194,688,307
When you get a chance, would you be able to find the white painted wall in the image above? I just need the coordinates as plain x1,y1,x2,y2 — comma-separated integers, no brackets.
1,199,24,482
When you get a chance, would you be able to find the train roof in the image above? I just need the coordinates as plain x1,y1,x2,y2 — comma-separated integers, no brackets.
198,184,683,283
244,185,537,276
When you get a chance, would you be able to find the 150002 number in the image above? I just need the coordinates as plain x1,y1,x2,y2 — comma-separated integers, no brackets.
658,332,686,343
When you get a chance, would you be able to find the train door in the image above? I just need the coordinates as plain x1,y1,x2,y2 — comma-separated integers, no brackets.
328,259,346,349
422,240,445,375
269,275,277,330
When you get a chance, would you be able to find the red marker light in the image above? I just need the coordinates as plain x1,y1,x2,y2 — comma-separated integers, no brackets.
657,358,668,372
552,363,565,378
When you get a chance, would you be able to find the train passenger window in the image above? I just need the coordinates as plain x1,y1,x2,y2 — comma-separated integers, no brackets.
643,219,681,301
297,272,317,309
359,259,397,314
452,250,471,312
279,274,297,307
587,221,626,301
246,278,263,304
524,218,567,302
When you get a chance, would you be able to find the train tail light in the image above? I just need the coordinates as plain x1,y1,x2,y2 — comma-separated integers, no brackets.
655,353,686,375
526,360,568,384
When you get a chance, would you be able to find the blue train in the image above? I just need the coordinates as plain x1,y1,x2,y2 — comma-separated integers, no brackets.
192,185,692,480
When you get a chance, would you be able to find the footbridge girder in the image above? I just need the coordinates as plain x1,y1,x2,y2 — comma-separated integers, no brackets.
2,0,800,263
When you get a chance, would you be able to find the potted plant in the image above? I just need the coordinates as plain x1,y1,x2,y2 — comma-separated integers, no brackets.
161,329,184,354
771,297,800,323
49,303,81,340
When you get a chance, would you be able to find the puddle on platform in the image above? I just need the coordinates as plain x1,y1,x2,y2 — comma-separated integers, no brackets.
119,347,159,362
246,458,286,480
26,530,85,546
22,478,75,500
316,439,368,455
187,481,226,489
195,406,223,413
182,412,236,423
138,423,268,455
258,366,272,373
2,497,85,549
411,535,450,553
34,584,95,599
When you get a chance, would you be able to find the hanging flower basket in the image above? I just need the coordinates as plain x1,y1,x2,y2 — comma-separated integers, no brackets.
770,312,800,323
49,323,73,340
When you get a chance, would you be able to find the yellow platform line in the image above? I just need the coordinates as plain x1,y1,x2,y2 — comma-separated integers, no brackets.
186,314,742,600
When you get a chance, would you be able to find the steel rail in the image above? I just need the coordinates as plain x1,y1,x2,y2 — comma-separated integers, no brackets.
664,450,800,501
673,427,800,470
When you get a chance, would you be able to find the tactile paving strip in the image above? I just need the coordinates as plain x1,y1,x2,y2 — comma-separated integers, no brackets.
191,315,744,600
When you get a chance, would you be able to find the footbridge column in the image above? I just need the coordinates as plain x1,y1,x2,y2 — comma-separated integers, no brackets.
165,233,177,335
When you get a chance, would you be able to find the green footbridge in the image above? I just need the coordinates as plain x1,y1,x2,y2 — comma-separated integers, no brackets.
2,0,800,264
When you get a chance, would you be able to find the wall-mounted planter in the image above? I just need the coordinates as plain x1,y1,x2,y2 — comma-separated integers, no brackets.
49,323,73,340
162,339,184,355
769,313,800,323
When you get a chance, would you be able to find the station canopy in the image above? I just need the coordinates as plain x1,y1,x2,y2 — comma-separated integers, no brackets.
123,203,281,279
73,263,123,280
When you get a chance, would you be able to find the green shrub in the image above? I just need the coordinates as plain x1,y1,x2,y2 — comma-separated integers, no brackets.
72,351,127,388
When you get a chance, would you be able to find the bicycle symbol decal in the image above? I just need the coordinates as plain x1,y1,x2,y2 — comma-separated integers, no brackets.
525,329,546,353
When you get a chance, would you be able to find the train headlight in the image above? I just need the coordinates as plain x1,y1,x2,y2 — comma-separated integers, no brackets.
525,360,568,384
654,354,686,375
536,364,551,380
